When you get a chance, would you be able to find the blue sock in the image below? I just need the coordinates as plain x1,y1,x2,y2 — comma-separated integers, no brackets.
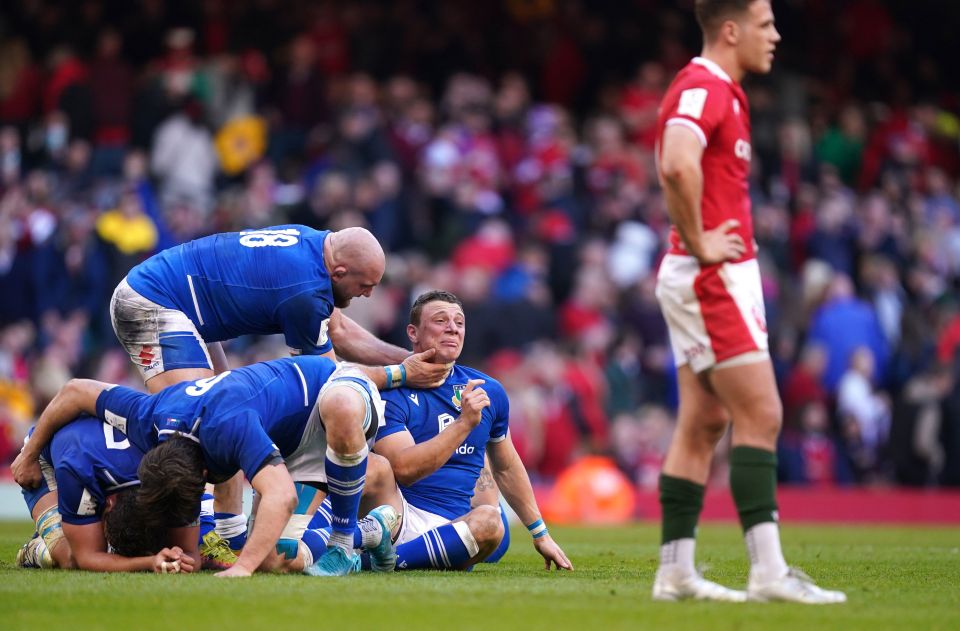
483,508,510,563
301,528,331,566
308,497,334,530
324,446,368,551
198,493,215,542
396,523,473,570
214,512,248,550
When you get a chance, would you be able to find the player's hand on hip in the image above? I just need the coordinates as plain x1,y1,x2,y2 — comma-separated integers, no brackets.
11,451,43,489
154,546,194,574
534,535,573,571
402,348,453,388
459,379,489,428
694,219,746,265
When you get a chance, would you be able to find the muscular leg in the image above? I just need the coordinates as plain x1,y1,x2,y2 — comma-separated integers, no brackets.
30,493,73,569
707,359,788,584
395,504,504,571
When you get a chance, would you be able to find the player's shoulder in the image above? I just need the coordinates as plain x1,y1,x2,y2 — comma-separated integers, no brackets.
453,364,506,397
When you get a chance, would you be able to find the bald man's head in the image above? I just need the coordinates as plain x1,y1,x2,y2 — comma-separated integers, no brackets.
325,227,386,307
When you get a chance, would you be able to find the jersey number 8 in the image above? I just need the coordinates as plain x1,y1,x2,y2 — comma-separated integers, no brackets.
239,228,300,248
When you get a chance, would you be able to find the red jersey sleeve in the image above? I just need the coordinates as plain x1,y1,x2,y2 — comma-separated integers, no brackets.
663,79,728,148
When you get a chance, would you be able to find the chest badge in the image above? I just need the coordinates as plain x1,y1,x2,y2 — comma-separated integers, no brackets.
451,385,466,410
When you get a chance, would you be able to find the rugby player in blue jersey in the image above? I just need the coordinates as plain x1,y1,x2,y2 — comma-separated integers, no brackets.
109,224,448,567
15,416,200,573
327,290,572,571
13,354,435,577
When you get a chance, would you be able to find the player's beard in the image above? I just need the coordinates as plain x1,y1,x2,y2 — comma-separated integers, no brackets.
331,283,352,308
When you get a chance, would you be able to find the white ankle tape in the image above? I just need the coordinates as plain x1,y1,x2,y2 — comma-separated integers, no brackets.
452,521,480,558
279,514,313,541
326,444,369,467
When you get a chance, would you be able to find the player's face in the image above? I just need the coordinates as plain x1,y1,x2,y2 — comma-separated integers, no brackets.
331,270,380,308
409,301,465,363
737,0,780,75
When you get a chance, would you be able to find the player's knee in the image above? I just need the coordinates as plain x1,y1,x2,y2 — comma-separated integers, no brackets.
319,386,367,442
364,453,397,494
466,505,503,548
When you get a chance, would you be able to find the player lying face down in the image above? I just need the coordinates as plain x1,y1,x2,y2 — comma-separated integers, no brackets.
16,415,199,573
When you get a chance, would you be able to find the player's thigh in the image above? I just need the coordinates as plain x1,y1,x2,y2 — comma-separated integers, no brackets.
111,278,213,385
674,364,730,440
707,358,782,447
27,489,58,522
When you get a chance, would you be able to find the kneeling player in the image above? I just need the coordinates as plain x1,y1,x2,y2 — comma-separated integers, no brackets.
16,416,198,573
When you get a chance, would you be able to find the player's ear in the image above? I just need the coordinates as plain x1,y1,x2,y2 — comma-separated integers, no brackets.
104,494,117,512
720,18,740,45
406,323,418,345
330,265,348,281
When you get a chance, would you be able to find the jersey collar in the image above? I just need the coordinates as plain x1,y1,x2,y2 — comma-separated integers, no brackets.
692,57,733,84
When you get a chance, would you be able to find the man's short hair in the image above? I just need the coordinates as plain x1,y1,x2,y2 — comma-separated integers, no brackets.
103,488,166,557
409,290,463,326
137,435,206,529
695,0,756,38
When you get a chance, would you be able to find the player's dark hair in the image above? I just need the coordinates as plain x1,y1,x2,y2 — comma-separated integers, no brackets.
695,0,756,39
103,488,166,558
409,290,463,325
137,435,206,529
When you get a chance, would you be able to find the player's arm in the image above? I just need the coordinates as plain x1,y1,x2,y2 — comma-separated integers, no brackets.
659,125,744,264
327,309,412,364
207,342,229,375
11,379,111,488
63,522,195,573
353,349,450,390
488,433,573,571
373,379,488,485
216,463,297,578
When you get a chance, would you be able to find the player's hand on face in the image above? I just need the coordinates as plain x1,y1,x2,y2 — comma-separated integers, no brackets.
402,348,453,388
695,219,745,265
459,379,489,428
534,535,573,571
154,546,195,574
11,451,43,489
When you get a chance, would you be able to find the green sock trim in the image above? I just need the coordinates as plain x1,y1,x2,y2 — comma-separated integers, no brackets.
729,446,779,532
659,474,705,544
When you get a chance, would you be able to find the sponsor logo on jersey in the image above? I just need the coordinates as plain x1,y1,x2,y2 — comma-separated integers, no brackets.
451,385,465,410
678,88,708,119
734,138,752,161
455,443,475,455
77,488,98,516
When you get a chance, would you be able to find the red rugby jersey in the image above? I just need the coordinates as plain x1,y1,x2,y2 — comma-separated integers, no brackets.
656,57,755,262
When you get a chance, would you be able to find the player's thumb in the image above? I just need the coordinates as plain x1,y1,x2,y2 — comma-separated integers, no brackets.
464,378,486,395
416,348,436,360
721,219,740,233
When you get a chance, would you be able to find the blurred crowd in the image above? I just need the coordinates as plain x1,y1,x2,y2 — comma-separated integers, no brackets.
2,0,960,491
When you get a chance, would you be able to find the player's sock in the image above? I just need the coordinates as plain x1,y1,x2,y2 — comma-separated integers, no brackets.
658,473,704,575
300,528,331,567
324,445,368,553
729,446,788,582
214,513,248,550
308,497,334,530
483,506,510,563
300,519,378,559
395,522,478,570
199,493,216,540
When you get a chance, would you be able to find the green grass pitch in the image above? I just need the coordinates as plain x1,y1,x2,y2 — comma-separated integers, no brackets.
1,520,957,630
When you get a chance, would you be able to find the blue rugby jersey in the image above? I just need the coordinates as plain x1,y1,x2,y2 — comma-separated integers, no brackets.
126,225,335,354
41,416,144,525
377,364,509,520
95,356,339,482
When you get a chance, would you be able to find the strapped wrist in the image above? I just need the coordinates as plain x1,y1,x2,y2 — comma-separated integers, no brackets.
384,364,406,389
526,518,549,539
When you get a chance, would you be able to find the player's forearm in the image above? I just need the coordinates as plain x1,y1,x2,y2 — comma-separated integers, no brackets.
72,550,156,572
389,424,475,485
236,493,293,574
168,525,200,563
330,313,410,364
23,379,106,458
662,160,706,257
492,454,542,527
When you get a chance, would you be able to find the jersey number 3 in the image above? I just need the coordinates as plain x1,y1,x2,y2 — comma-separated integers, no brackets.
239,228,300,247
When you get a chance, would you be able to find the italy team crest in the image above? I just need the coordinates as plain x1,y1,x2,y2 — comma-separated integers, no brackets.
451,384,466,410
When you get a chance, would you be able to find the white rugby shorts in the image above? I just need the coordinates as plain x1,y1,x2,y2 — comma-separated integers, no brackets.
655,254,769,373
110,277,212,381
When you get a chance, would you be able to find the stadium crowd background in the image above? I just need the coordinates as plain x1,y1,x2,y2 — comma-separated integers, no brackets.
1,0,959,504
